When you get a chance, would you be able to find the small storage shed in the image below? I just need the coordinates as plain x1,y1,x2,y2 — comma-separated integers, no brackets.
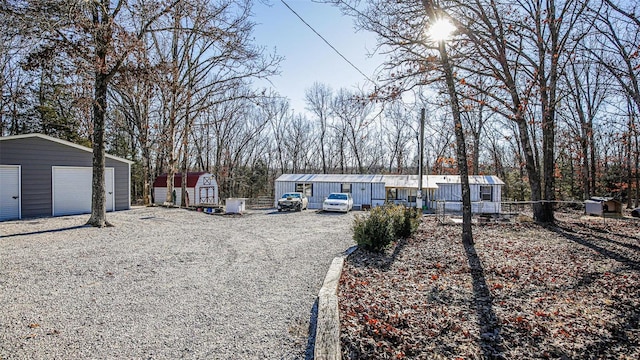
152,172,218,206
585,197,623,217
0,133,132,221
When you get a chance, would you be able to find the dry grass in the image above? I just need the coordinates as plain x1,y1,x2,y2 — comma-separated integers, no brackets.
339,213,640,359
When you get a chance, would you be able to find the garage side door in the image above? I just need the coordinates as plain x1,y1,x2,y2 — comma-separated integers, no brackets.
52,167,114,216
0,165,21,221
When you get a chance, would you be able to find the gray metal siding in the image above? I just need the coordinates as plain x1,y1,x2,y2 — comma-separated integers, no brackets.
371,183,386,203
0,136,130,218
105,157,130,211
435,184,502,213
309,182,339,208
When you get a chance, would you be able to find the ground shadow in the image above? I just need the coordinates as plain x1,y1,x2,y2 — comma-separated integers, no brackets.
305,298,319,360
583,307,640,356
565,221,640,250
463,240,505,359
1,225,90,238
347,237,409,271
549,224,640,271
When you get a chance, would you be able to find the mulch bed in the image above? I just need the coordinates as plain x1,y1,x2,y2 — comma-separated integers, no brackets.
339,214,640,359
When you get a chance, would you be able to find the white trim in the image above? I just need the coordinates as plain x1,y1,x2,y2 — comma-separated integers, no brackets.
0,133,134,164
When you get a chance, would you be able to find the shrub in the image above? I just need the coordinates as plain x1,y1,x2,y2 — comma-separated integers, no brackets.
398,206,421,238
352,206,393,252
352,204,422,252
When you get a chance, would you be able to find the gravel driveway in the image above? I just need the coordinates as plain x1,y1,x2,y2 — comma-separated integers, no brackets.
0,207,356,359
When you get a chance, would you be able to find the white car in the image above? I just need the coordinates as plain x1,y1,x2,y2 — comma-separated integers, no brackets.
322,193,353,213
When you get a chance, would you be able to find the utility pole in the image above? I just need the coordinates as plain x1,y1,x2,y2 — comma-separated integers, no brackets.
417,108,425,210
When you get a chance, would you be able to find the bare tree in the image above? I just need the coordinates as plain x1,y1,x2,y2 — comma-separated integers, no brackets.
590,0,640,115
144,0,279,206
563,55,610,200
6,0,178,226
305,82,333,174
382,102,413,173
331,88,375,174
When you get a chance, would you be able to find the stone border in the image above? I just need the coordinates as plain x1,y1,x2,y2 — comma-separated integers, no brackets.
314,246,357,360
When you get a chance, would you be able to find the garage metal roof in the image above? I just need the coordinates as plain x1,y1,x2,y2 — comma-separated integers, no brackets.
0,133,134,164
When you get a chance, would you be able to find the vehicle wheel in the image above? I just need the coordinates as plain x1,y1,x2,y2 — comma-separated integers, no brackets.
296,204,302,212
278,208,282,212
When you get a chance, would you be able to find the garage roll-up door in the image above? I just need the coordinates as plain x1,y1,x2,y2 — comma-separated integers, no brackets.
0,165,21,221
52,167,114,216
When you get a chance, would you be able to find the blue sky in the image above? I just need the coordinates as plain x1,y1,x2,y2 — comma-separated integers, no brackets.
251,0,384,114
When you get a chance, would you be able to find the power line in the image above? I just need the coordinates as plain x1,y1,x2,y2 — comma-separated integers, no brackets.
279,0,376,85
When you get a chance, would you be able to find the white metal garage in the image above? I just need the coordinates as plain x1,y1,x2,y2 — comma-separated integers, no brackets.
52,166,114,216
0,165,21,221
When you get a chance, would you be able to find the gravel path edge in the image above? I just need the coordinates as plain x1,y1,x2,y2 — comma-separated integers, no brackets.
313,246,357,360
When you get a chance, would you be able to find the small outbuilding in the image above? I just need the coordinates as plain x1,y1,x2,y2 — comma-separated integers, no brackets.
585,197,623,217
152,172,218,207
0,133,132,221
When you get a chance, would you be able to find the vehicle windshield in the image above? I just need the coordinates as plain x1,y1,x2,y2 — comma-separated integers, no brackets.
282,193,301,199
328,193,347,200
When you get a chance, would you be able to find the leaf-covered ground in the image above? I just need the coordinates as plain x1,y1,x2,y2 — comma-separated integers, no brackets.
339,214,640,359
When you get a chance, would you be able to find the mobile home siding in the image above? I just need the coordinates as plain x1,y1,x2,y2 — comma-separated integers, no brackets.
435,184,502,213
274,178,385,209
0,135,131,218
275,174,504,213
434,184,462,202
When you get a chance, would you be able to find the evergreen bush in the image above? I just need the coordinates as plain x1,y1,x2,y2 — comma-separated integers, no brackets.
352,204,422,253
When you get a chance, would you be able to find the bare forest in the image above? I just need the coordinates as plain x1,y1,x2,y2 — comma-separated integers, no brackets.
1,0,639,221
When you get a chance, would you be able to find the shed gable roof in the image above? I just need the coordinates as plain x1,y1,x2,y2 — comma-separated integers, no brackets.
0,133,134,164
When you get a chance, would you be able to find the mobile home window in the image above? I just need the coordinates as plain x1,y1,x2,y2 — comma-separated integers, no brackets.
386,188,398,200
341,183,352,193
295,183,313,197
480,185,492,201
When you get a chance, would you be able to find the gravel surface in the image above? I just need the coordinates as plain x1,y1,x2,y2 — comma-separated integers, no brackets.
0,206,355,359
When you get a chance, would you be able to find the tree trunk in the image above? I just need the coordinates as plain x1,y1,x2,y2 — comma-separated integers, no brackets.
437,39,473,245
537,0,558,224
627,116,633,208
86,5,111,228
87,73,109,226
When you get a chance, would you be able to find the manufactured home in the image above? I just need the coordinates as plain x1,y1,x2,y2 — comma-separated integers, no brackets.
274,174,504,213
0,133,132,221
152,172,218,206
